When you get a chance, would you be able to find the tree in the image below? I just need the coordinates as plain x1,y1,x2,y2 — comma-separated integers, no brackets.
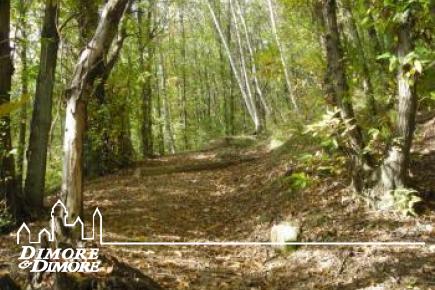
16,0,29,192
321,0,371,192
266,0,298,111
24,0,60,212
379,7,418,201
206,0,262,133
0,0,20,219
159,51,176,154
61,0,130,223
138,0,155,157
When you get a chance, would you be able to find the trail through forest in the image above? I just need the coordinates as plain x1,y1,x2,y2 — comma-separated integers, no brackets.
4,135,433,289
84,137,435,289
1,0,434,289
1,131,434,289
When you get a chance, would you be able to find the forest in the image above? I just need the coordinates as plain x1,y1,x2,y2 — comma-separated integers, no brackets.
0,0,434,289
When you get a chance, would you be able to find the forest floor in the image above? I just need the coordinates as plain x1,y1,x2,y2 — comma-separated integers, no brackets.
1,122,435,289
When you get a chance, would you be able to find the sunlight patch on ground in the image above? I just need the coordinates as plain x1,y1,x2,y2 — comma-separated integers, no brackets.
268,139,285,151
192,153,216,160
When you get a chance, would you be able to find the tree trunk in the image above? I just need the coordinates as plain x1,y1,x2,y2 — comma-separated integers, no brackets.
230,0,261,133
159,52,176,154
138,2,155,157
227,8,236,135
154,57,165,155
78,0,103,178
16,0,29,192
206,0,261,133
380,17,417,196
234,0,269,117
61,0,129,223
80,0,130,176
24,0,60,212
180,5,189,150
0,0,19,217
266,0,299,111
217,1,230,136
322,0,369,192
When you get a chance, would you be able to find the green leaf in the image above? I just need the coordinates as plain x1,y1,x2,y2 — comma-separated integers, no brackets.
376,52,393,60
414,60,422,74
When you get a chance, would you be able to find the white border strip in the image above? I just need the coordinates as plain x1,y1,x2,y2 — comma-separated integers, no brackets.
101,241,426,246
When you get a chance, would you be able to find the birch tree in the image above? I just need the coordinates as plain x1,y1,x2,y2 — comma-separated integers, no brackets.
206,0,261,133
16,0,29,192
234,0,269,116
266,0,298,111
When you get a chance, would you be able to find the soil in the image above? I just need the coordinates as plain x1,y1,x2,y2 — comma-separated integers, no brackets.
1,128,434,289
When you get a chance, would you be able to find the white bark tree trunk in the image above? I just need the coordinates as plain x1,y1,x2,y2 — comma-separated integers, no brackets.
206,0,261,133
266,0,298,111
229,0,261,132
61,0,129,222
234,0,269,115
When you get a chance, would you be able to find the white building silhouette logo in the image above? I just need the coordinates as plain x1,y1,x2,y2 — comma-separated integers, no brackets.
13,201,427,273
17,200,103,245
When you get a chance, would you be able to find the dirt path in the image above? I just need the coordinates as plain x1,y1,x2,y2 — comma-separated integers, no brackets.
82,149,434,289
1,146,434,289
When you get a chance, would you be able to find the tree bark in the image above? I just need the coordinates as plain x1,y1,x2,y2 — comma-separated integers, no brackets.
380,17,417,195
0,0,19,217
155,63,165,156
234,0,269,116
159,52,176,154
266,0,299,111
86,9,129,177
322,0,369,192
229,0,261,133
24,0,60,212
180,5,189,150
138,2,155,157
206,0,261,133
17,0,29,192
61,0,129,222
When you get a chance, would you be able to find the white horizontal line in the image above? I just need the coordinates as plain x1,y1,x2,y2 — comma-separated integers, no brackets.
101,241,426,246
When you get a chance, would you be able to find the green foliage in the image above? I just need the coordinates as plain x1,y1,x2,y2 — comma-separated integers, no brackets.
4,0,432,222
0,203,14,233
390,188,422,216
304,108,342,152
0,93,30,117
364,126,392,158
296,150,346,177
287,172,311,191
